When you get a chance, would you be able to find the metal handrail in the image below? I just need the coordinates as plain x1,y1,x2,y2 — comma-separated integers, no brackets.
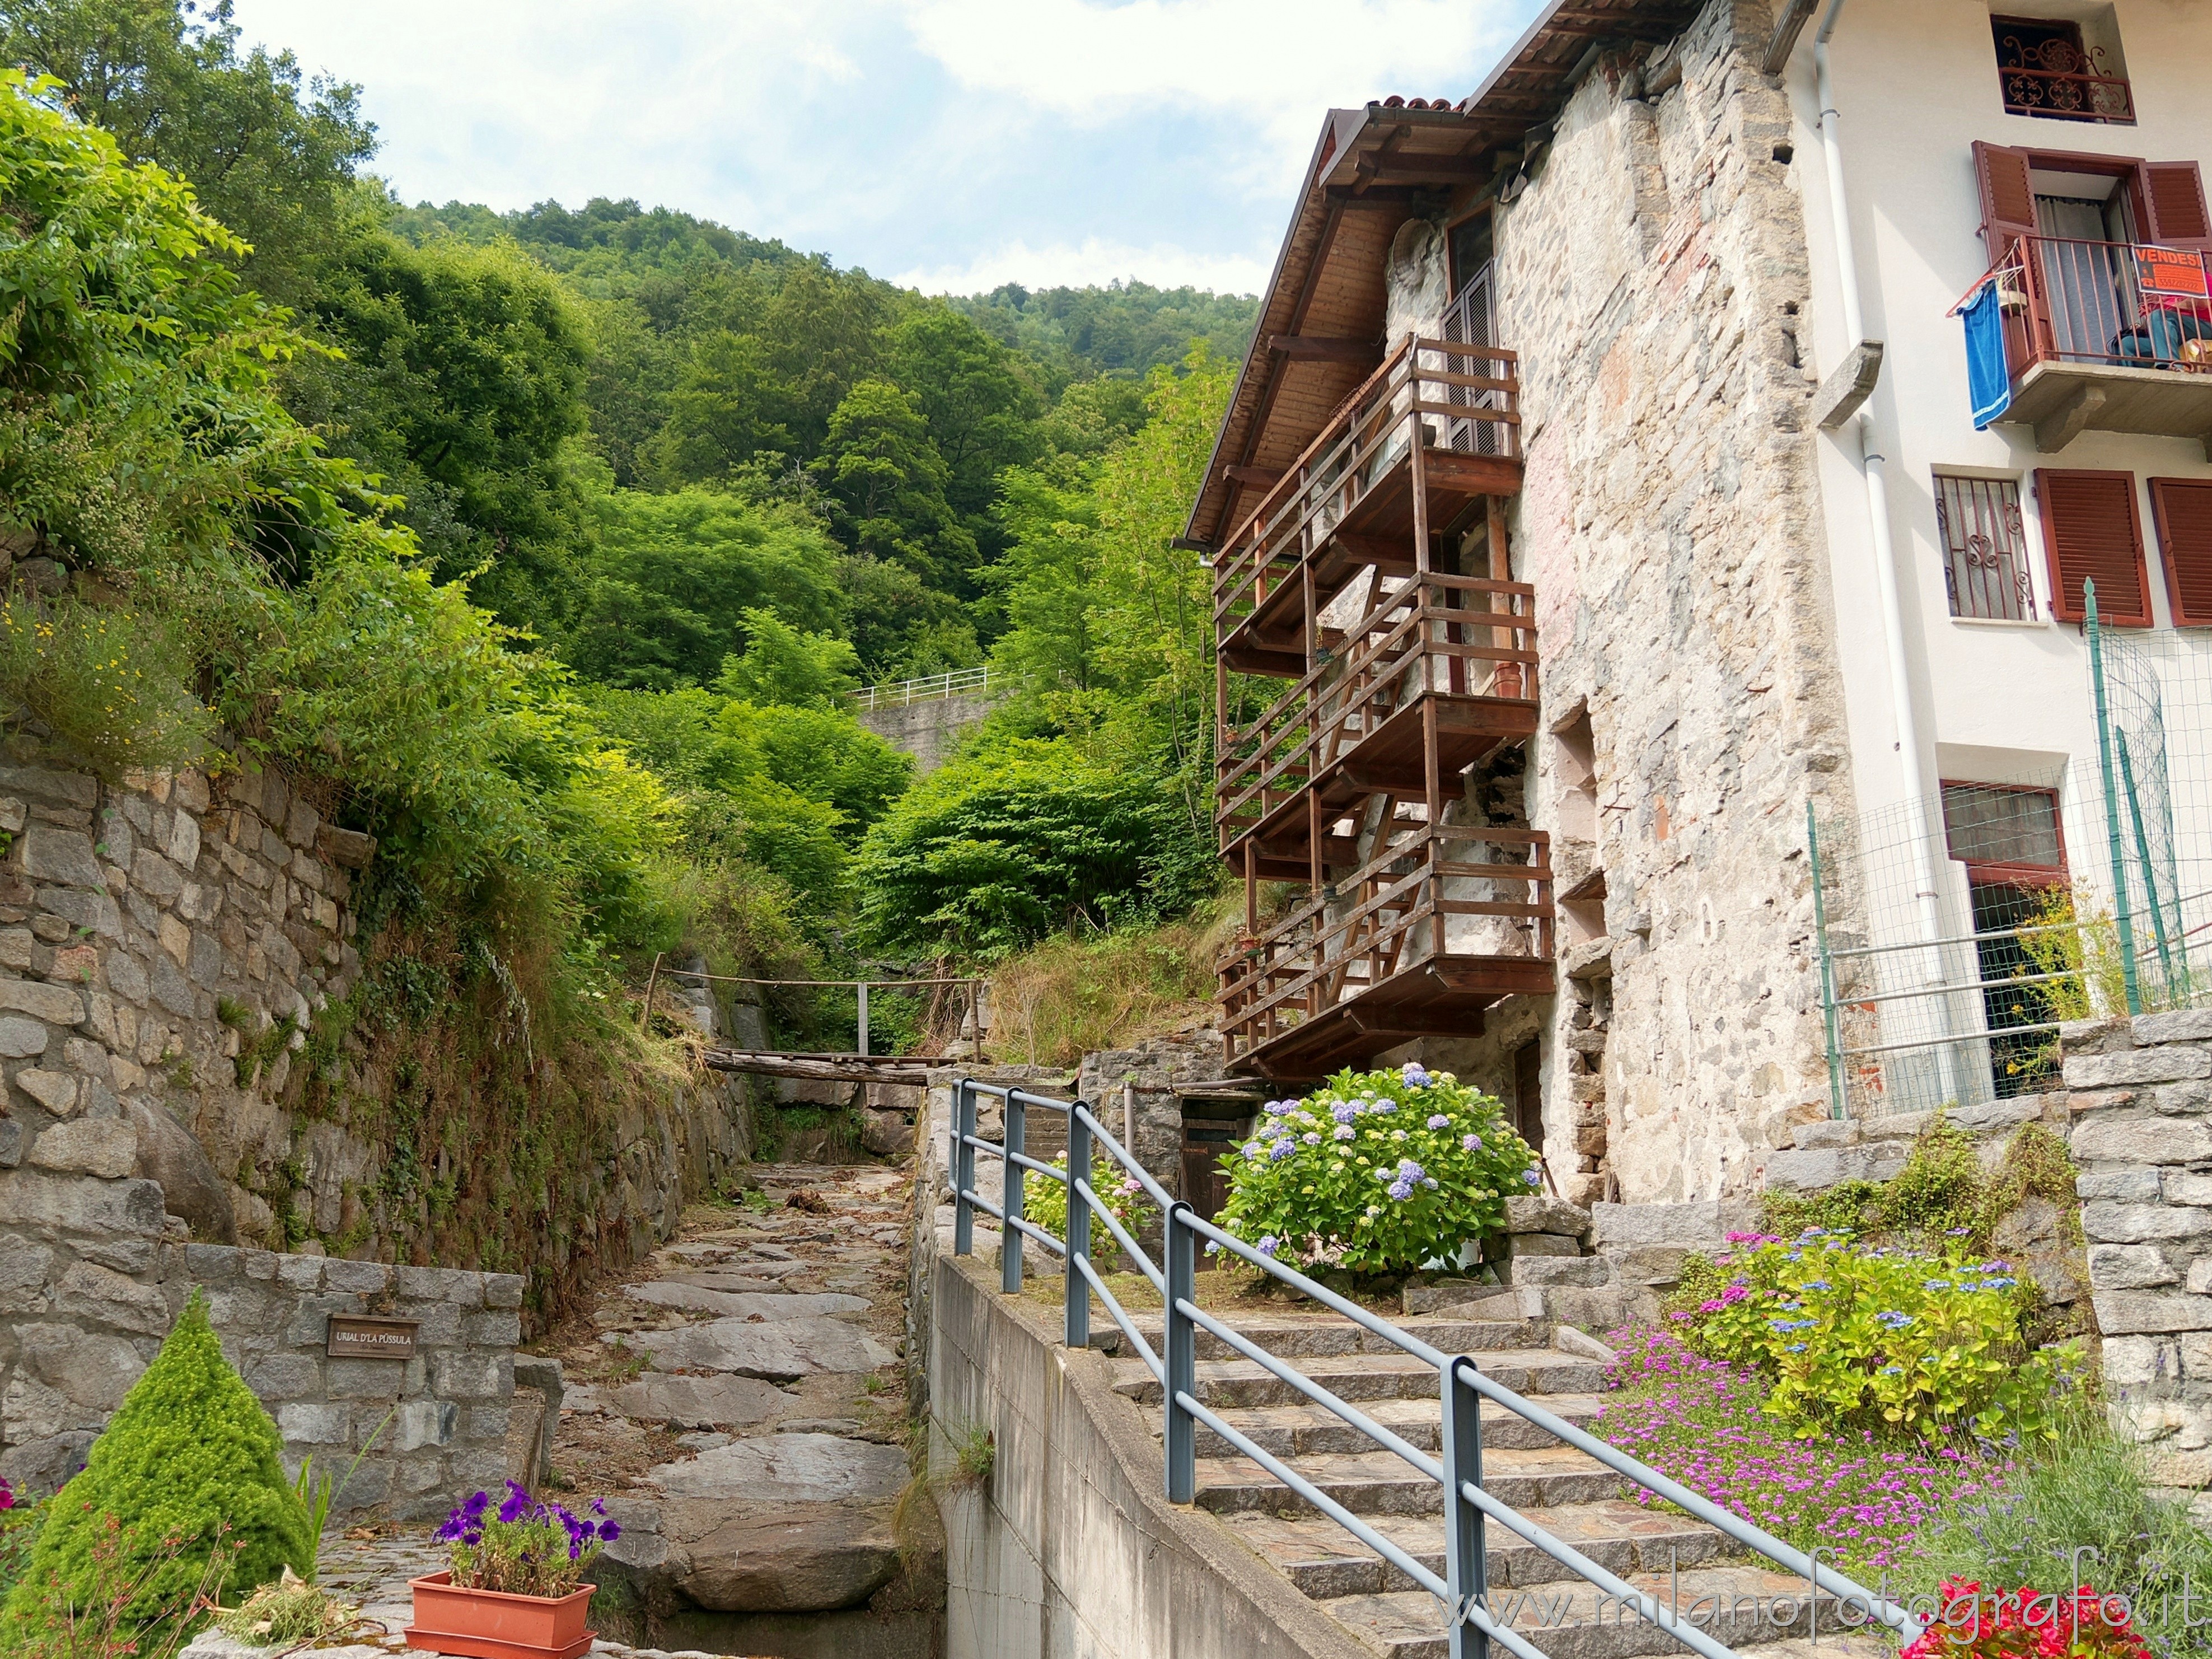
849,664,997,711
944,1076,1926,1658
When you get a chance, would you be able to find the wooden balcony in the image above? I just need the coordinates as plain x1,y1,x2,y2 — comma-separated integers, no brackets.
1212,335,1523,679
1217,825,1554,1081
1216,572,1538,881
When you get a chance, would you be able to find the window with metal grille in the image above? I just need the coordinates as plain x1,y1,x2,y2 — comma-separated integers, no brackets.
1935,474,2037,620
1991,13,2133,124
1940,782,2066,877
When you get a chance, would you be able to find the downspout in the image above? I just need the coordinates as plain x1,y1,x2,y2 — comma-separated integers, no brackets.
1811,0,1961,1104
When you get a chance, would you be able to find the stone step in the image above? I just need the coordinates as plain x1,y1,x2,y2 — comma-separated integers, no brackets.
1113,1349,1606,1410
1324,1566,1840,1659
1194,1442,1619,1516
1218,1502,1737,1597
1113,1314,1552,1362
1165,1392,1603,1459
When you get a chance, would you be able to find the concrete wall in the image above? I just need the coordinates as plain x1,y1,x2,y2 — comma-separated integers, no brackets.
1413,0,1856,1207
855,690,1001,777
0,1224,523,1518
928,1251,1366,1659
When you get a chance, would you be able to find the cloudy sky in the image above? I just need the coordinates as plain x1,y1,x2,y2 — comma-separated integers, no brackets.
228,1,1537,296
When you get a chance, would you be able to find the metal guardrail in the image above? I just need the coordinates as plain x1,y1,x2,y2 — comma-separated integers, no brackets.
946,1077,1926,1659
849,665,997,711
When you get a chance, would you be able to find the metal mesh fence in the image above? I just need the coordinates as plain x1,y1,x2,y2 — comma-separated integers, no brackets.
1811,592,2212,1119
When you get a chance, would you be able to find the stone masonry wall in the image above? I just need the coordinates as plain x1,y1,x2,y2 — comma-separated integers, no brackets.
1448,0,1859,1204
2,1221,522,1520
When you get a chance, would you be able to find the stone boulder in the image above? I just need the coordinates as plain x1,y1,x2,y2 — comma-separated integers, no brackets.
862,1110,914,1157
602,1433,912,1614
126,1097,236,1244
610,1372,792,1430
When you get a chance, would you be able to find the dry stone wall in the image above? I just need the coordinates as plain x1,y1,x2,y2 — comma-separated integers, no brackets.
1436,0,1858,1205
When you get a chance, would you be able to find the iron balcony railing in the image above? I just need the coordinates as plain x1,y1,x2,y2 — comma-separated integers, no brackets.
1965,235,2212,380
1212,334,1522,653
1993,32,2133,124
849,664,998,711
944,1077,1926,1659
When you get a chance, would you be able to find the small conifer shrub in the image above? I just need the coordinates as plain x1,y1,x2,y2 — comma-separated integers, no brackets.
2,1292,311,1643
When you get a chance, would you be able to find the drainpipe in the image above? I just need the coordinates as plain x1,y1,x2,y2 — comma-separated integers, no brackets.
1811,0,1961,1104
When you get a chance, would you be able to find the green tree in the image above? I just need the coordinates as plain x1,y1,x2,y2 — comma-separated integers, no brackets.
812,379,975,588
718,701,911,838
564,485,842,689
714,609,859,709
887,306,1039,523
644,329,794,487
2,1295,311,1642
284,222,593,632
0,0,375,305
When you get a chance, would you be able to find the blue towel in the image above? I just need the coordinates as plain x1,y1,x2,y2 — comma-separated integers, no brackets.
1961,279,2011,429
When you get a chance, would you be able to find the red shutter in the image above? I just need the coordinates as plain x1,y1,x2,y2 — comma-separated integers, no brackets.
2037,469,2151,625
2150,478,2212,625
2141,162,2212,250
1974,142,2038,258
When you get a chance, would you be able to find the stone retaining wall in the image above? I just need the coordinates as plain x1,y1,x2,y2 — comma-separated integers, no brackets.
1,1222,523,1518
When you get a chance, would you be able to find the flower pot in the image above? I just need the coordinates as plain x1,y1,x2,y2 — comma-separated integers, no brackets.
404,1572,596,1659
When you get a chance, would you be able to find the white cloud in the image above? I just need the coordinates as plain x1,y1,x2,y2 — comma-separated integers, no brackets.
895,236,1271,296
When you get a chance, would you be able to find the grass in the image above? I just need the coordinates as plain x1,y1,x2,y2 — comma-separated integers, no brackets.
981,909,1223,1066
940,1421,995,1488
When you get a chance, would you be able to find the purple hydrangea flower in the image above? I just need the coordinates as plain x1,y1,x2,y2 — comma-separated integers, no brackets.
1461,1133,1483,1152
1522,1169,1541,1185
1256,1235,1279,1258
1331,1102,1358,1124
1269,1139,1296,1161
1301,1132,1321,1146
1427,1114,1450,1129
1332,1124,1355,1141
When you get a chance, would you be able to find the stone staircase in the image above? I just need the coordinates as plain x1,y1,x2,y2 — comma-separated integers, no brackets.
1109,1308,1845,1659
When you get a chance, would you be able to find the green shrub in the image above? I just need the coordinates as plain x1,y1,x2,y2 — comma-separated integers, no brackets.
0,599,212,779
1213,1063,1538,1275
1022,1153,1151,1255
2,1294,310,1644
1675,1229,2081,1441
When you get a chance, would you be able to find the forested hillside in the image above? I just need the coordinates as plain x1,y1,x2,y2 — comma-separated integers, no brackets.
0,0,1258,1109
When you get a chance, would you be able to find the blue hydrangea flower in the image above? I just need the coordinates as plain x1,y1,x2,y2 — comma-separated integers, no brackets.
1269,1139,1297,1161
1923,1280,1952,1292
1877,1310,1912,1329
1374,1098,1397,1113
1387,1177,1415,1200
1427,1114,1451,1129
1802,1279,1832,1292
1785,1343,1807,1353
1522,1169,1541,1185
1462,1133,1483,1152
1257,1235,1279,1258
1331,1102,1358,1124
1401,1062,1432,1087
1332,1125,1356,1141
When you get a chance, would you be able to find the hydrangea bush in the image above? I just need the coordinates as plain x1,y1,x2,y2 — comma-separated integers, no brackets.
1024,1153,1151,1258
435,1482,619,1599
1672,1228,2081,1441
1214,1062,1538,1274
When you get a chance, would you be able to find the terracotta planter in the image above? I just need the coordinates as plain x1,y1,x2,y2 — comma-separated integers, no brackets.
405,1572,596,1659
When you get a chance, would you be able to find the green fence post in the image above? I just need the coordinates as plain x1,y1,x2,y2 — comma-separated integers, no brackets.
2116,731,2176,1004
2087,581,2143,1016
1807,802,1848,1121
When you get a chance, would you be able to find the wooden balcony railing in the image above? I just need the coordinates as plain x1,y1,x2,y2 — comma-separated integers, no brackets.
1973,235,2212,376
1211,334,1522,657
1215,824,1552,1067
1214,570,1537,853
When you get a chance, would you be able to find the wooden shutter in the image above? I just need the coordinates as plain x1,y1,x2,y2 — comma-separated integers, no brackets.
1974,142,2038,257
2150,478,2212,625
2141,162,2212,250
2037,468,2151,625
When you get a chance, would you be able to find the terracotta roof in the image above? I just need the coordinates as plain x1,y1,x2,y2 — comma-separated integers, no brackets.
1184,0,1701,549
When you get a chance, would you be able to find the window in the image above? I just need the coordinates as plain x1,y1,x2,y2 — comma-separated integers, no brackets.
1935,474,2037,620
2150,478,2212,626
1991,13,2132,124
1942,781,2072,1095
2035,468,2151,624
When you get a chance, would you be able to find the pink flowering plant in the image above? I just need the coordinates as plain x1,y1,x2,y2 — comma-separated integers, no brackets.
1673,1228,2080,1441
1594,1327,2009,1574
1025,1152,1151,1254
1214,1063,1537,1273
434,1482,620,1599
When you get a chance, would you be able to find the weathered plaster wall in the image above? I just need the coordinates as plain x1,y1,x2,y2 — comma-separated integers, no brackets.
1462,0,1857,1204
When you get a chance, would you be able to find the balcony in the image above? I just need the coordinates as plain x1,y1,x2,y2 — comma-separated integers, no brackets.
1217,822,1554,1079
1212,333,1523,678
1215,570,1538,881
1975,235,2212,450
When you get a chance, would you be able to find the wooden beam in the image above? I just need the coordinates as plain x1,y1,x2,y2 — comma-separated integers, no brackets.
1324,184,1421,205
1269,335,1383,363
700,1050,935,1086
1330,531,1419,568
1224,464,1284,488
1363,156,1491,184
1761,0,1818,73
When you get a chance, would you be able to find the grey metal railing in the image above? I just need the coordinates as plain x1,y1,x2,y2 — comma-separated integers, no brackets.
946,1077,1926,1659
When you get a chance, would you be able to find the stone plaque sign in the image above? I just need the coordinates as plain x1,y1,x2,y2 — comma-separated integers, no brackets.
326,1314,419,1359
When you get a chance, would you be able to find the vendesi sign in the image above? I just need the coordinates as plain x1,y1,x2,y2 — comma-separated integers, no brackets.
326,1315,420,1359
